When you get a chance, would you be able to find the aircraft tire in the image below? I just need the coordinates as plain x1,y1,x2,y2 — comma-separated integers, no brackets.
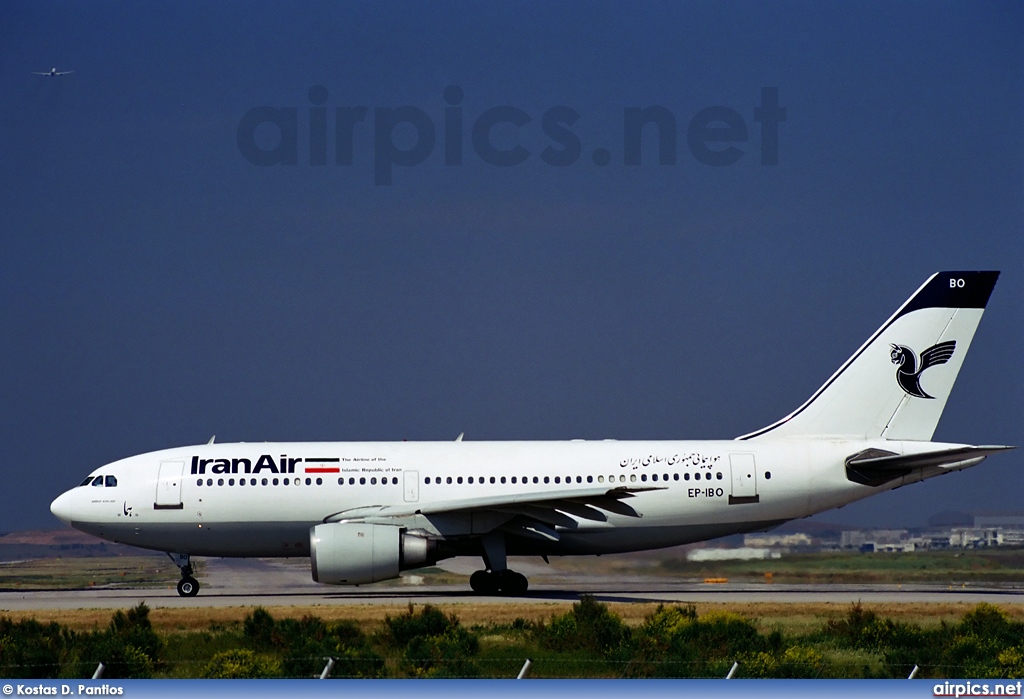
177,576,200,597
498,570,528,596
470,570,499,594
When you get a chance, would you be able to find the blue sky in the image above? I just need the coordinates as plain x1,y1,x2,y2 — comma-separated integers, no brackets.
1,1,1021,532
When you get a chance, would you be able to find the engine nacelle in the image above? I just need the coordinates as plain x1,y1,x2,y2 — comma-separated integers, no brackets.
309,522,435,585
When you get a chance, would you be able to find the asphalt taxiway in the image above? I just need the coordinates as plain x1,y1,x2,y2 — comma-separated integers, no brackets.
1,557,1023,611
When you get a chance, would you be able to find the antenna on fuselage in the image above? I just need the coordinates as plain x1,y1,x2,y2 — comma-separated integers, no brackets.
455,432,464,442
208,435,216,444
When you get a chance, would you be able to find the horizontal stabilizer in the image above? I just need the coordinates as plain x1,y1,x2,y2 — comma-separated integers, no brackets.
845,445,1015,487
848,445,1015,471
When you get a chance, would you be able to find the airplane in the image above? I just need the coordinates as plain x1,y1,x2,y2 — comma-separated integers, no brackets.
33,68,74,77
50,271,1013,597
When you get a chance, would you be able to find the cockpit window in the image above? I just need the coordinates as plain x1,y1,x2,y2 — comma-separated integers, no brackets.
80,476,95,487
91,476,104,487
105,475,117,487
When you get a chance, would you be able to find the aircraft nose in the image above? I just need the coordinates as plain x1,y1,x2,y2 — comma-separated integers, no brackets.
50,491,76,524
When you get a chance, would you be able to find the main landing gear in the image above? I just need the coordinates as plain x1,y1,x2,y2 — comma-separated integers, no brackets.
168,552,200,597
469,569,528,595
469,532,529,596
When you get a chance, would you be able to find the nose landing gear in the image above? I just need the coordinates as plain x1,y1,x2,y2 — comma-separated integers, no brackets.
168,552,200,597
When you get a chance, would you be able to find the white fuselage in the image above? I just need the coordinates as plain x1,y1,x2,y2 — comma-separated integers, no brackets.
51,437,969,559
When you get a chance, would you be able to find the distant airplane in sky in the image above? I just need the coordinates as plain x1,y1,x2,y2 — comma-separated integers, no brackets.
50,271,1012,597
33,68,73,76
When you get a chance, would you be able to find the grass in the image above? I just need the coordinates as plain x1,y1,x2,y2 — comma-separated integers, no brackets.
0,556,171,591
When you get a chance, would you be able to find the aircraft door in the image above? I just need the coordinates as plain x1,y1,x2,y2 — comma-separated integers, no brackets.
728,453,760,505
403,471,420,503
155,460,185,510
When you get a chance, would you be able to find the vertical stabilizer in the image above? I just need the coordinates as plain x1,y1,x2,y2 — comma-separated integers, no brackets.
740,271,999,441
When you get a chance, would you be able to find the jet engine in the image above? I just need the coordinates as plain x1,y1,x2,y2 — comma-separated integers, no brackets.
309,522,436,585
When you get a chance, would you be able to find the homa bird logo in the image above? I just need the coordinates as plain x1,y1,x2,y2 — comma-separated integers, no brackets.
889,340,956,399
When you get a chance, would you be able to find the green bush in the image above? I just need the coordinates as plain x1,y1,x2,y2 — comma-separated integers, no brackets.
0,618,66,678
57,604,162,679
241,608,384,678
242,607,276,650
404,626,480,677
107,603,162,664
539,596,632,657
384,604,458,647
628,605,780,677
331,644,386,679
383,605,479,677
742,645,826,678
200,649,282,678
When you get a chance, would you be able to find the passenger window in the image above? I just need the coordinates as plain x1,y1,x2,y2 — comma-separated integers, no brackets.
91,476,104,487
217,478,224,486
598,475,604,483
105,476,117,487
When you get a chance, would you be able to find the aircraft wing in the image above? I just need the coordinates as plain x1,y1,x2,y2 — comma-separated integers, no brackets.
324,484,666,535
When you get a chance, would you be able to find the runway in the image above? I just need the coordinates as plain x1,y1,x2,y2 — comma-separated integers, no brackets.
2,557,1024,611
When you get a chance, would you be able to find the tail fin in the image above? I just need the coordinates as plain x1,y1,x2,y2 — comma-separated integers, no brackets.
740,271,1000,441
